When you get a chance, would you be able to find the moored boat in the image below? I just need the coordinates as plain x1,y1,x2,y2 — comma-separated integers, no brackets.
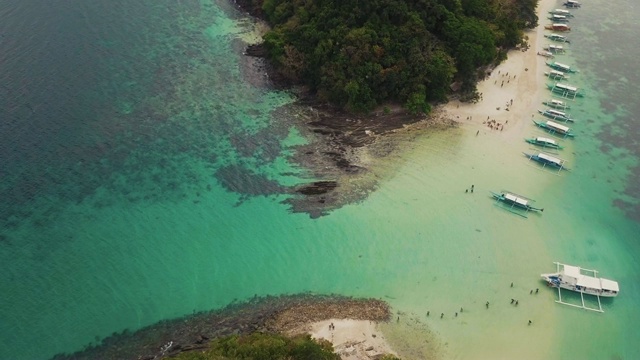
542,262,619,312
544,23,571,32
563,0,581,8
549,9,574,17
537,51,554,59
544,33,571,43
490,191,544,216
546,61,578,73
523,151,569,170
544,70,569,80
547,82,584,98
538,108,574,122
542,99,571,110
548,14,569,23
525,136,564,149
545,44,566,54
533,119,575,137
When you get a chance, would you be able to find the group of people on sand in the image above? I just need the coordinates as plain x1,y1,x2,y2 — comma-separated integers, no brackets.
483,118,506,131
493,71,517,88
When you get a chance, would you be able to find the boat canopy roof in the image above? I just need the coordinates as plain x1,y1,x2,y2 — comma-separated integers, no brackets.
601,278,620,292
546,121,570,132
561,265,620,292
551,15,566,19
553,23,569,28
551,99,566,105
554,9,571,14
577,275,602,289
504,193,529,206
538,153,562,164
549,45,564,50
550,70,565,75
547,109,566,116
564,265,581,277
556,83,578,92
555,62,571,70
536,137,557,145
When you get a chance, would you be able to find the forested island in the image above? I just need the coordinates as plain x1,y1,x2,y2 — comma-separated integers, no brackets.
241,0,538,113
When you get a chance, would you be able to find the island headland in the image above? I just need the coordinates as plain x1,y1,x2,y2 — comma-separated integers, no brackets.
232,0,540,217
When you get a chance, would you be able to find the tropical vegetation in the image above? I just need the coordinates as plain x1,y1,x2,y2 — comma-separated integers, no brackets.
171,332,401,359
250,0,538,113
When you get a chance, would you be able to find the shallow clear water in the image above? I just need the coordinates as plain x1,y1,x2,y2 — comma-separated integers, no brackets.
0,0,638,359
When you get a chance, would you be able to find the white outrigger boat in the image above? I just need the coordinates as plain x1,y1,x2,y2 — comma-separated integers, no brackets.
547,14,569,23
548,82,584,99
523,151,569,173
543,98,571,110
545,44,566,54
544,33,570,43
542,262,619,312
533,119,576,138
545,70,569,80
546,61,578,73
538,108,574,122
490,190,544,218
537,51,554,59
549,9,574,17
563,0,581,9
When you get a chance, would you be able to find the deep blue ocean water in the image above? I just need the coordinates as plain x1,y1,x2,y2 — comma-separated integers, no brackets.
1,0,639,359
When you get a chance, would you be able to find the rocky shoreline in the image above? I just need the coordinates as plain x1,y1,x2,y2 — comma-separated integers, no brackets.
50,294,391,360
229,0,458,218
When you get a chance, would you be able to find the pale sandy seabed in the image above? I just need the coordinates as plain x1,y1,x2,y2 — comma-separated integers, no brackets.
306,0,564,359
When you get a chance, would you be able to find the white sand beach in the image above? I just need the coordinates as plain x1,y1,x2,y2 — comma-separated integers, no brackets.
309,319,397,359
443,0,557,144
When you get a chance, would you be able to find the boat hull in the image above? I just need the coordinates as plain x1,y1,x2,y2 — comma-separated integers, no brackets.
532,120,575,138
542,101,571,109
541,273,618,297
525,138,563,149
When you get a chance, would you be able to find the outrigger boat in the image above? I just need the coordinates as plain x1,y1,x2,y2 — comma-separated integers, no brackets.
563,0,581,9
543,99,571,110
547,82,584,99
523,151,569,171
533,119,575,137
545,44,566,54
544,23,571,32
545,70,569,80
546,61,578,73
549,9,574,17
525,136,564,149
542,262,619,313
538,108,574,122
547,14,569,23
544,33,571,43
537,51,554,59
490,191,544,218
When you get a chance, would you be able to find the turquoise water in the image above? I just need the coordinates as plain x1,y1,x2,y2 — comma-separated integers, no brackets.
1,0,639,359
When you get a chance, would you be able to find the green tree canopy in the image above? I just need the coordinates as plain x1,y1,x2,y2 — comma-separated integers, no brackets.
255,0,538,112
